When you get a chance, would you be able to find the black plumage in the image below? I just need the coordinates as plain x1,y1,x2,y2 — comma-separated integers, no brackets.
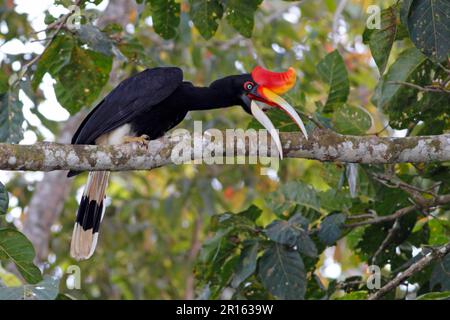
68,67,252,177
68,67,253,260
71,67,183,146
68,65,307,260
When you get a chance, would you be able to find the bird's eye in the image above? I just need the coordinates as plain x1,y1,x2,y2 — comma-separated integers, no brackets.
244,81,254,91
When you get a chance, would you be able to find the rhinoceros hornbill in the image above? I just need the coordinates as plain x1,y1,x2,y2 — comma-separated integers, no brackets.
68,66,308,260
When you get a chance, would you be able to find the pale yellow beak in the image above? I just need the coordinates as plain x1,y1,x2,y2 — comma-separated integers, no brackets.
250,88,308,159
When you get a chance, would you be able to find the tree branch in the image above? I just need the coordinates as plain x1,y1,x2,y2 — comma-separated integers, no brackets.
345,193,450,228
368,242,450,300
345,205,418,228
0,129,449,172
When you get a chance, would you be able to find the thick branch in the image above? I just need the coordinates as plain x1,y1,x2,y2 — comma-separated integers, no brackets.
0,129,449,172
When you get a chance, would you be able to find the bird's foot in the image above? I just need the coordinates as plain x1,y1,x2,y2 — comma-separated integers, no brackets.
123,135,150,148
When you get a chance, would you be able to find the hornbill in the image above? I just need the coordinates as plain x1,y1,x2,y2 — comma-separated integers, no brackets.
68,66,308,260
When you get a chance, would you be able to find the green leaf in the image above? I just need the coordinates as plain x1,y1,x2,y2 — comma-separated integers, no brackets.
101,23,124,35
0,276,59,300
54,47,112,114
32,35,74,90
223,0,262,38
400,0,413,26
335,290,368,300
0,181,8,215
428,219,450,245
199,228,231,263
1,11,33,42
247,107,307,132
220,255,240,287
241,204,262,222
149,0,180,39
416,291,450,300
318,213,346,246
318,188,352,212
297,231,318,258
266,219,300,247
210,205,261,232
190,0,224,40
356,210,418,268
430,254,450,291
0,228,42,284
55,293,75,300
332,105,372,135
0,92,24,143
364,6,399,74
266,181,321,217
374,49,450,131
265,214,311,251
316,50,350,113
265,213,317,257
0,69,8,95
117,38,154,66
258,243,306,299
231,240,259,288
74,25,114,56
197,226,240,290
377,47,429,110
407,0,450,62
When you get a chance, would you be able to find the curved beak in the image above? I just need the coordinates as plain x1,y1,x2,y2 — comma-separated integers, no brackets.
247,85,308,159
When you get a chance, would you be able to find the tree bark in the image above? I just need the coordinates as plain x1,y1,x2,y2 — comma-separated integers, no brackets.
0,130,449,172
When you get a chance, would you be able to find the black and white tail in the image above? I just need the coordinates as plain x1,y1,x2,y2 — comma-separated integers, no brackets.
70,171,110,260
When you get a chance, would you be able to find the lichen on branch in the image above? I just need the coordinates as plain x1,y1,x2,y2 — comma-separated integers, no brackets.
0,129,449,172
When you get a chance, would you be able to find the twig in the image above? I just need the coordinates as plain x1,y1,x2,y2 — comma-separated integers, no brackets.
371,219,400,264
30,38,52,43
346,213,377,220
295,109,325,129
388,81,450,94
345,193,450,228
245,39,265,68
364,123,390,136
184,217,203,299
345,205,417,228
372,173,439,203
369,242,450,300
332,0,348,47
437,63,450,74
10,0,81,89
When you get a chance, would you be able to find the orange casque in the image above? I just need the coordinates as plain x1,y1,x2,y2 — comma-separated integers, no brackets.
251,66,297,95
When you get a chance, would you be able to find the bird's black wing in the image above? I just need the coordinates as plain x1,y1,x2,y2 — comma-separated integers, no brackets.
72,67,183,145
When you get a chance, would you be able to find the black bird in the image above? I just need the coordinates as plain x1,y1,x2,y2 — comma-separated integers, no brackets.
69,66,308,260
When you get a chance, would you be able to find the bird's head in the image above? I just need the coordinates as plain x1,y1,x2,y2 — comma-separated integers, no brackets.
212,66,308,158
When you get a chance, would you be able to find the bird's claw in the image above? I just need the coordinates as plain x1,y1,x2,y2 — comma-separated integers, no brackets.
123,135,150,148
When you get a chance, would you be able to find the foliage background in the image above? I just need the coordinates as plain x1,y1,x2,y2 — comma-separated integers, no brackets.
0,0,449,300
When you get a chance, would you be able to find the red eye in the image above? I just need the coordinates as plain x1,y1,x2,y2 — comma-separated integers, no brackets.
244,81,254,91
